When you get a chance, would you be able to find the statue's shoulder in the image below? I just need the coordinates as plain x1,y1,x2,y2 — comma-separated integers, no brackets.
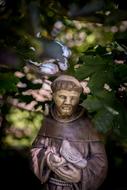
34,107,102,142
79,111,103,141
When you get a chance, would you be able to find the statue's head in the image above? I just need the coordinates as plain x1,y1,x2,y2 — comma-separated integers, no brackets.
51,75,82,118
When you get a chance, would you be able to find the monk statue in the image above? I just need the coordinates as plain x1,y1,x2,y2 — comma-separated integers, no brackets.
30,75,108,190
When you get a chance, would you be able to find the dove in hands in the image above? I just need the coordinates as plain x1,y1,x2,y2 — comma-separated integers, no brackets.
60,140,87,169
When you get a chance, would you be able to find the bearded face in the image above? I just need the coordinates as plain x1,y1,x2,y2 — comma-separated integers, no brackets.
53,89,80,118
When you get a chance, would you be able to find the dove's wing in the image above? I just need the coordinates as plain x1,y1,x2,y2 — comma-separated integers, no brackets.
60,140,87,169
40,62,59,75
60,140,83,163
27,59,60,76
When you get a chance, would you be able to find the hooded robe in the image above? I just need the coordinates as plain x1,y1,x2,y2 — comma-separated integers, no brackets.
30,106,108,190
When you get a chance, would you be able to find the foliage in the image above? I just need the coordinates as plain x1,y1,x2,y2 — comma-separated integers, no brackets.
4,107,43,148
75,44,127,139
0,73,19,94
0,0,127,148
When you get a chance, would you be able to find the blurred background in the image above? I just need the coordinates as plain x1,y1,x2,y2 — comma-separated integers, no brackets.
0,0,127,189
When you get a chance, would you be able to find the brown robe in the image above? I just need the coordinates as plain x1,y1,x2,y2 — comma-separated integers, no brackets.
30,107,108,190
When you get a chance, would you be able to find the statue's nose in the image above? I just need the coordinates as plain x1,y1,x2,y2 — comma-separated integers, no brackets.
64,97,71,104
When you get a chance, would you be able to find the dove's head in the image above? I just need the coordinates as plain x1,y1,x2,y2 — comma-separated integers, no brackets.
51,75,82,119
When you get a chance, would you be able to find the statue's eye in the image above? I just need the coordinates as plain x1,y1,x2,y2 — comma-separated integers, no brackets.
59,95,66,99
71,96,76,100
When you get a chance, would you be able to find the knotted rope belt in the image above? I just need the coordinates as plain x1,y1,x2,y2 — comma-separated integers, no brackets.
49,177,73,187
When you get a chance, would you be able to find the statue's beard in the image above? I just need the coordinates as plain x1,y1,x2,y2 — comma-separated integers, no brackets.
57,105,76,118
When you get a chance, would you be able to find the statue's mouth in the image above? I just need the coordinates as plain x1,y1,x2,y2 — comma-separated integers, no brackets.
62,105,72,111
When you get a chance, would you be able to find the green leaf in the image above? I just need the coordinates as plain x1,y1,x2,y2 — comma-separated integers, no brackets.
19,76,42,90
16,94,34,104
105,106,119,116
74,64,94,80
88,65,116,93
75,55,107,80
0,73,19,94
95,90,117,107
93,108,114,133
81,95,103,112
88,72,106,93
114,64,127,83
79,55,105,65
93,45,108,55
114,104,127,138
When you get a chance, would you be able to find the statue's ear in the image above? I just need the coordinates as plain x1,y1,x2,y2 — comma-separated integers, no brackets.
52,92,56,100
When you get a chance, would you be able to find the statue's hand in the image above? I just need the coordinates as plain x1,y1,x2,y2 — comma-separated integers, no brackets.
46,152,66,169
45,146,56,157
54,163,81,183
46,150,81,183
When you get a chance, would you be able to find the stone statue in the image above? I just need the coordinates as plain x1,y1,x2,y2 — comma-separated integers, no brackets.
30,75,108,190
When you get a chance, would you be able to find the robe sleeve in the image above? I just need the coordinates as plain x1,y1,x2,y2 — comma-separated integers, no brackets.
30,135,51,184
81,140,108,190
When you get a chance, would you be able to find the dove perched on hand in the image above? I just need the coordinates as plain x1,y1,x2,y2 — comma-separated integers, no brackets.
60,140,87,169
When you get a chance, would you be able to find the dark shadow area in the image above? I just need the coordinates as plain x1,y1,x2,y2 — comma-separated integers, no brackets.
99,138,127,190
0,147,42,190
0,139,127,190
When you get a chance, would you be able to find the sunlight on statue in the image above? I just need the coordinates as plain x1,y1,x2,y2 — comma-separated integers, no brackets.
30,75,108,190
